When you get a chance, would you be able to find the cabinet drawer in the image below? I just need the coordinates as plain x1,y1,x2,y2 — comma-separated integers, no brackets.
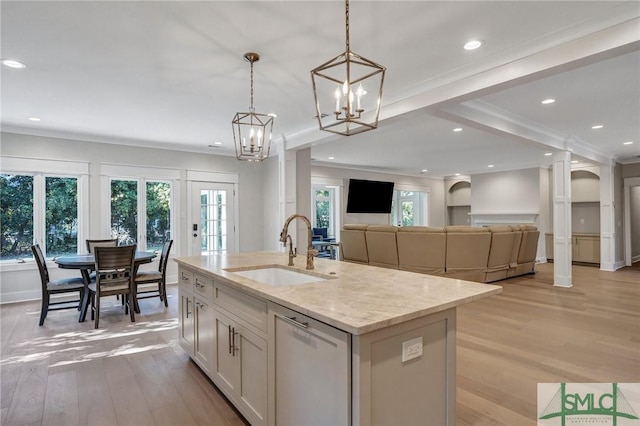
178,268,193,290
214,282,267,332
193,273,214,301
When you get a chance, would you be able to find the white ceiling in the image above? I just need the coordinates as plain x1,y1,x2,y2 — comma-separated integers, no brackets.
2,1,639,177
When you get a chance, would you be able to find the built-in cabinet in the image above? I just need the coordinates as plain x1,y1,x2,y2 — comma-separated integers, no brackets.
268,302,350,426
179,268,268,426
178,269,195,354
546,233,600,264
178,264,456,425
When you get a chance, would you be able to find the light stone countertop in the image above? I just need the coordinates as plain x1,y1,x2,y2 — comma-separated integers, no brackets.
174,251,502,335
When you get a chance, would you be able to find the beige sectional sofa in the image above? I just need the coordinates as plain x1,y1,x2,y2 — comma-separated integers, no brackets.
340,224,539,283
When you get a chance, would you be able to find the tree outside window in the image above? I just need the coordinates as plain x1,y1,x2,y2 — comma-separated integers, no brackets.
1,174,79,260
315,189,330,229
45,177,78,257
110,178,172,251
146,181,171,251
1,175,34,260
111,180,138,245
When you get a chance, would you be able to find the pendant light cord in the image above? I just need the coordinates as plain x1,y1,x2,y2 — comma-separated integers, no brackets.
249,60,255,112
345,0,350,52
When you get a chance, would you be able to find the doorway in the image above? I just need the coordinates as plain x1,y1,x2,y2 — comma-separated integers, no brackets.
189,182,236,255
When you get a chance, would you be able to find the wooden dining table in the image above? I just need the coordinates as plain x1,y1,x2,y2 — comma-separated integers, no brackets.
54,251,157,322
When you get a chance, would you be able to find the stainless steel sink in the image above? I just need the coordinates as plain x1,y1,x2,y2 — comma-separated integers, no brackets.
225,266,329,287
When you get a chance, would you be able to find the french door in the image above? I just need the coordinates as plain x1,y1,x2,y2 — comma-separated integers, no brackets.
189,182,235,255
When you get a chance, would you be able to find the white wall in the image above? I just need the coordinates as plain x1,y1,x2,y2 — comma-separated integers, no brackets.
311,166,446,227
471,168,541,214
447,181,471,206
0,132,267,303
261,155,281,251
572,170,600,202
470,168,546,260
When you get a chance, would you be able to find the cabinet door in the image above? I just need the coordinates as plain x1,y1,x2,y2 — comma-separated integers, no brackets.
194,296,214,375
178,288,194,356
236,324,268,426
269,303,350,426
212,310,240,396
178,268,193,290
575,235,600,263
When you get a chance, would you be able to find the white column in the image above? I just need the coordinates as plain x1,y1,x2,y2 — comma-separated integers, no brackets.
277,144,312,251
552,151,572,287
599,162,616,271
295,148,312,249
277,142,297,251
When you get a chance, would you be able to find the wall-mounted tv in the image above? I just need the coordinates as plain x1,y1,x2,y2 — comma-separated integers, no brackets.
346,179,395,214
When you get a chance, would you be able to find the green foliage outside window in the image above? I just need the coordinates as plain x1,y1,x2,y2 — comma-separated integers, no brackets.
111,180,138,245
46,177,78,257
1,175,34,259
1,175,78,259
315,189,330,229
146,182,171,251
401,201,414,227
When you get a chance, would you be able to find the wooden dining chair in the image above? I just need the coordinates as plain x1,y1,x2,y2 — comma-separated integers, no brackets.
31,244,85,326
134,240,173,307
86,238,119,296
86,238,118,253
89,245,136,328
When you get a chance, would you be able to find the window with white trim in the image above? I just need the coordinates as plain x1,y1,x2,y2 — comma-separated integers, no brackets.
1,173,82,260
391,190,429,226
109,178,173,251
312,185,337,238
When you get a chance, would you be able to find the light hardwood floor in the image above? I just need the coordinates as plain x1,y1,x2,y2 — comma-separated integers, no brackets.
1,262,638,426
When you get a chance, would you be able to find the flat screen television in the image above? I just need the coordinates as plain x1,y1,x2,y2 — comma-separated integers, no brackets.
346,179,395,214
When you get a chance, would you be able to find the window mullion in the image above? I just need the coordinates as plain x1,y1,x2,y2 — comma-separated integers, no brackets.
34,174,46,253
139,179,146,251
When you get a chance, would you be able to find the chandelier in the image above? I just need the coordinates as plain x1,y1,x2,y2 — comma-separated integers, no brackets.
232,52,275,162
310,0,386,136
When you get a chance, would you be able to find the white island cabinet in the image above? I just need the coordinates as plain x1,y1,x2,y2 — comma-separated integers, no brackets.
268,302,350,426
175,252,501,426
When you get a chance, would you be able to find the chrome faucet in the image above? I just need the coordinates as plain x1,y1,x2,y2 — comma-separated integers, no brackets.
279,214,317,270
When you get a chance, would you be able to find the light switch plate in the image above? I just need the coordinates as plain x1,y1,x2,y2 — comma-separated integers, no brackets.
402,336,423,363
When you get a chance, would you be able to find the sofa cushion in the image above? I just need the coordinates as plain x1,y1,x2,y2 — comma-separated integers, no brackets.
340,225,369,264
485,226,516,281
397,227,446,274
365,225,399,269
444,226,491,274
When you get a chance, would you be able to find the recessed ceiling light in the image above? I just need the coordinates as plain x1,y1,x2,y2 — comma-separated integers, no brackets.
591,124,604,129
27,117,42,122
488,164,494,168
571,160,579,164
455,173,461,176
623,141,634,145
2,59,26,69
328,156,335,160
544,152,553,156
214,141,223,145
541,98,555,105
463,40,483,50
453,127,463,132
268,113,277,118
421,169,428,173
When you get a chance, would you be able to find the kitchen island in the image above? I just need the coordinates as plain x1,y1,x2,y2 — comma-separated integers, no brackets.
175,251,501,426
